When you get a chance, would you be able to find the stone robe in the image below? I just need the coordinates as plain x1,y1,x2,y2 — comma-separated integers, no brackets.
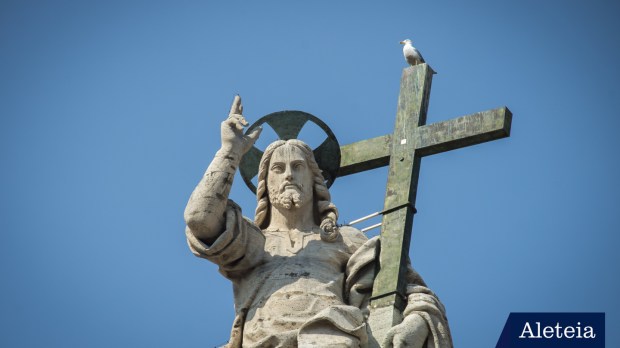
186,201,452,347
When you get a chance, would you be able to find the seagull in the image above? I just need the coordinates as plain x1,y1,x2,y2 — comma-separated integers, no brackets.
400,39,425,66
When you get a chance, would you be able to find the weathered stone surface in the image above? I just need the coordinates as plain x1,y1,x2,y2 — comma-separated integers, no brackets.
184,96,451,347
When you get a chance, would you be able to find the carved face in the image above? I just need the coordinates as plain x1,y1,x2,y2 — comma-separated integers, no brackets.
267,144,314,210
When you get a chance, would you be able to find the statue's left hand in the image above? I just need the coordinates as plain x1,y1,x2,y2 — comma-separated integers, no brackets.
383,313,429,348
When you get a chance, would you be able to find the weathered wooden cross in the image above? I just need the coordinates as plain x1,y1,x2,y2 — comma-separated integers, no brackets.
337,63,512,345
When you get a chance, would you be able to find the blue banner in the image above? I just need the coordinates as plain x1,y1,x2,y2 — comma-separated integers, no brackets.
496,313,605,348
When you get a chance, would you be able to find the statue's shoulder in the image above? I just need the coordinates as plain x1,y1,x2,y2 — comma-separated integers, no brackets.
339,225,368,251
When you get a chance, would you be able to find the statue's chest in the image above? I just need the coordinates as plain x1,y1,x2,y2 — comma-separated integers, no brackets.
262,231,350,268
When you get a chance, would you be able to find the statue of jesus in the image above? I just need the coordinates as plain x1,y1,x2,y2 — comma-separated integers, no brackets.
184,96,453,348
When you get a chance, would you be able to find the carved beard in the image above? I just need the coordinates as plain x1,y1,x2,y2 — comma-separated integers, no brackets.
268,183,305,210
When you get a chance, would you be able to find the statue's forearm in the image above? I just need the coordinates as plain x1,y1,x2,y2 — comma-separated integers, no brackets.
184,149,241,244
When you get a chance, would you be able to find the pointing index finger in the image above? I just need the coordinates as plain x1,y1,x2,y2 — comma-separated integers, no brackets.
229,95,243,116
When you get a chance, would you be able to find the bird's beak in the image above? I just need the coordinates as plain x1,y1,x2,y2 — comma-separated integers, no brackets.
399,41,405,44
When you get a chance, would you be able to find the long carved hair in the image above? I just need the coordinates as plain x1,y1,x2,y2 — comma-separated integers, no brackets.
254,139,339,242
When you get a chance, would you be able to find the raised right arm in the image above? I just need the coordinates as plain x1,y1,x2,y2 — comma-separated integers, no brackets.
184,96,261,244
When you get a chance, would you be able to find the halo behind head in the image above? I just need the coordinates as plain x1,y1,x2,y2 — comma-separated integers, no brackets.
239,110,341,194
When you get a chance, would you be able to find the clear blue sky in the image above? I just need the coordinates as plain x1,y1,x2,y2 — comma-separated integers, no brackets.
2,1,619,347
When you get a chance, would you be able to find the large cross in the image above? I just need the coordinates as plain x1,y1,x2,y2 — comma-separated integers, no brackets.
337,64,512,346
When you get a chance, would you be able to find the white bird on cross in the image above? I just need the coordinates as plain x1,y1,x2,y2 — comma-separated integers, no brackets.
400,39,425,66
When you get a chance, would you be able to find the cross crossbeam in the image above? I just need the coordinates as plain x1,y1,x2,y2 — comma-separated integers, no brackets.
337,64,511,346
338,107,511,177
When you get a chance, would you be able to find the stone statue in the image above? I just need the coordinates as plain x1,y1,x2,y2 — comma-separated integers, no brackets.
184,96,452,348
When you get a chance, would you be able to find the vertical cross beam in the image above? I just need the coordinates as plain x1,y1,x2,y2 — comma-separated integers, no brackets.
366,64,434,346
337,63,511,346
